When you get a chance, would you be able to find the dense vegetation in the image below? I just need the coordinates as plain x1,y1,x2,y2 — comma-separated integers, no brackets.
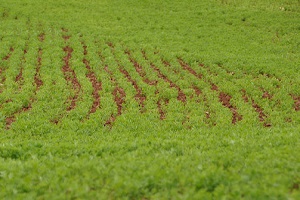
0,0,299,199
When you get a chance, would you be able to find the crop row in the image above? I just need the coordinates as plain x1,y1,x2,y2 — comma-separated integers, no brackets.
0,28,299,131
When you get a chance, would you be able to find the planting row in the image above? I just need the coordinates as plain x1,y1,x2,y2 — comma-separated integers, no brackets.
0,28,299,131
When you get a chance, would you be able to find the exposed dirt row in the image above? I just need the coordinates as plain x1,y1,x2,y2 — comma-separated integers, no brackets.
145,57,186,103
5,103,32,129
178,59,202,79
104,65,126,127
291,94,300,111
5,34,45,129
106,43,146,112
34,48,43,91
157,98,169,120
241,89,271,127
2,47,14,61
211,83,243,124
62,45,81,111
0,47,14,93
119,67,146,111
15,49,27,85
126,50,157,86
82,43,102,116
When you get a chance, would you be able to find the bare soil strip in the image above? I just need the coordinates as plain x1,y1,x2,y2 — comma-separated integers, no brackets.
178,59,202,79
148,60,186,103
241,89,271,127
34,48,43,91
62,46,81,111
2,47,14,61
0,47,14,92
157,98,169,120
82,44,102,116
211,83,243,124
104,66,126,127
119,67,146,111
162,59,178,74
126,50,157,86
5,104,32,129
15,49,27,85
291,94,300,111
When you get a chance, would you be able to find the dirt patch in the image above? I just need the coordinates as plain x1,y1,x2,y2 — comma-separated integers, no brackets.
157,98,169,120
149,63,186,103
105,87,126,127
291,94,300,111
2,47,14,61
211,83,219,91
83,58,101,114
241,89,271,127
104,65,126,127
162,59,178,74
119,67,146,111
178,59,202,79
82,43,102,115
262,90,273,99
126,50,157,86
62,46,81,111
34,48,43,91
5,104,32,129
219,92,243,124
38,33,45,42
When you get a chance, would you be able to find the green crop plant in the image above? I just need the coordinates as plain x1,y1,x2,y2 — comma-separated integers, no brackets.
0,0,300,198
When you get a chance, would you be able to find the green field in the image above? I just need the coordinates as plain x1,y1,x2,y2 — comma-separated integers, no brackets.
0,0,300,199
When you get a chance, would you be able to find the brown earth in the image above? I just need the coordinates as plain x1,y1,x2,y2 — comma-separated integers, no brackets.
149,63,186,103
291,95,300,111
119,67,146,111
157,98,169,120
2,47,14,61
126,50,157,86
62,46,81,111
82,44,102,115
104,65,126,127
241,89,271,127
178,59,202,79
34,48,43,91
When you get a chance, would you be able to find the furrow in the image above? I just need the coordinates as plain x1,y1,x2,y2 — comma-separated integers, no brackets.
144,53,186,103
62,45,81,111
82,43,102,116
241,89,271,127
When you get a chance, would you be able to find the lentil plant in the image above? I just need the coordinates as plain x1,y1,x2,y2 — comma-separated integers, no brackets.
0,0,300,199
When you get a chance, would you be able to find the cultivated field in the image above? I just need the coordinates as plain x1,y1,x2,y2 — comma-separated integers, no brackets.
0,0,300,199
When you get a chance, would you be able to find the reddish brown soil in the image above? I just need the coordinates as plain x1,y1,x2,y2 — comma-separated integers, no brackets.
104,65,126,127
241,89,271,127
82,44,102,115
291,95,300,111
83,58,101,114
15,68,23,82
2,47,14,61
262,90,273,99
157,99,169,120
38,33,45,42
5,104,32,129
211,83,219,91
162,59,178,74
62,46,81,111
119,67,146,110
219,92,243,124
192,86,202,97
211,83,242,124
34,48,43,91
125,50,157,86
149,63,186,103
178,59,202,79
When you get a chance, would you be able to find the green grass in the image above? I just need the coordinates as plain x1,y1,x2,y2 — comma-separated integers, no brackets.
0,0,300,199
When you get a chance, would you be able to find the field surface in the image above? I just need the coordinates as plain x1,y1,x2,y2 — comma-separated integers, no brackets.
0,0,300,199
